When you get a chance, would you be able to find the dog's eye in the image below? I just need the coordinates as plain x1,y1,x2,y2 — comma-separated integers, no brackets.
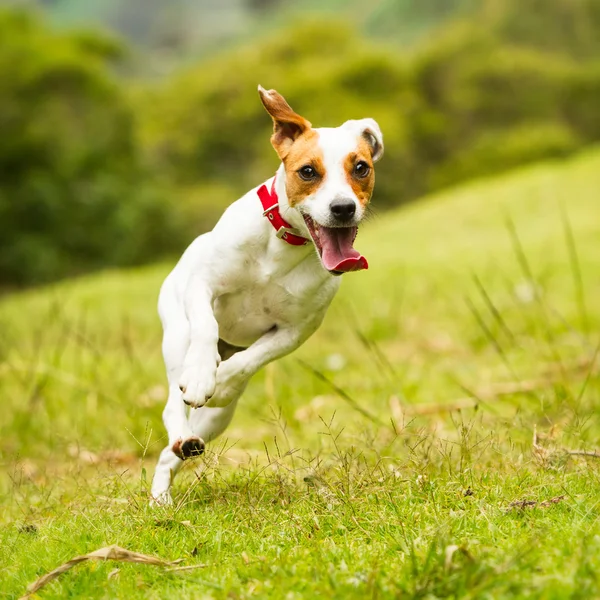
354,161,370,178
298,165,317,181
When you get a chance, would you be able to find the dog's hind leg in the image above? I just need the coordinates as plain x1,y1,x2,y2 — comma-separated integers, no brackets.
150,384,202,506
188,396,241,444
151,292,203,504
150,441,183,506
151,382,194,505
151,388,243,505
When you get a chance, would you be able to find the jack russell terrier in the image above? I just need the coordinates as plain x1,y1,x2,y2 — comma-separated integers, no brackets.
151,86,383,504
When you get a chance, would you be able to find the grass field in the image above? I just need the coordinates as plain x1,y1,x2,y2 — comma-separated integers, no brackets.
2,148,600,599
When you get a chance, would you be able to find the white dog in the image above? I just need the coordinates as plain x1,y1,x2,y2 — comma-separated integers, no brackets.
151,86,383,503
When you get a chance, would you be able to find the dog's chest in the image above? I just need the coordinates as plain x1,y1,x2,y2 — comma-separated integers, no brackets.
213,258,337,348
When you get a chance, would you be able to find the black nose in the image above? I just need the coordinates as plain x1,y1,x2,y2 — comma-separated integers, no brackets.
330,199,356,221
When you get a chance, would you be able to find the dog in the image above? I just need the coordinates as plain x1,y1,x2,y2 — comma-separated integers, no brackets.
150,86,383,504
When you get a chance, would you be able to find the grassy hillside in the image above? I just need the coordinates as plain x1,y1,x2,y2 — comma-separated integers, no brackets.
2,149,600,598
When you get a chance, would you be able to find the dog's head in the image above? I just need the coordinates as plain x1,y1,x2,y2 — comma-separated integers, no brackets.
258,86,383,274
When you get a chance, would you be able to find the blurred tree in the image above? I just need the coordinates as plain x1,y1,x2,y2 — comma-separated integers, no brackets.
23,0,476,73
481,0,600,60
366,0,474,41
245,0,287,12
0,9,178,286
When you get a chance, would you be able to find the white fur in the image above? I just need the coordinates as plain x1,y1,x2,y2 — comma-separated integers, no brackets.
150,121,383,504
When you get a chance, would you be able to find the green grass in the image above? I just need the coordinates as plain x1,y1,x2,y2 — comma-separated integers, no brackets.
2,148,600,598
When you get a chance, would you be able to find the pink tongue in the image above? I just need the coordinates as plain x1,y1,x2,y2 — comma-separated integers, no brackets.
319,227,368,273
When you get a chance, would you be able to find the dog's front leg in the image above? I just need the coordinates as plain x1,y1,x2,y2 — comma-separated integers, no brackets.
178,273,220,408
208,323,316,407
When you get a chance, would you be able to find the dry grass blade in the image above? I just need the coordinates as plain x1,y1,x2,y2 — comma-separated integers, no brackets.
508,499,538,510
507,495,565,511
444,544,473,571
532,424,550,463
389,394,404,431
533,425,600,462
167,564,208,572
19,545,185,599
539,495,566,507
564,449,600,458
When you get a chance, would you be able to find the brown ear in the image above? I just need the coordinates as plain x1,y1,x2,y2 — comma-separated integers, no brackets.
258,85,311,158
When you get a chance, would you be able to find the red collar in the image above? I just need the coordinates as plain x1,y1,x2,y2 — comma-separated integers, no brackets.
257,177,309,246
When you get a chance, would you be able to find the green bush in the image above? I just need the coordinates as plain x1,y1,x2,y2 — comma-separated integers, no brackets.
405,31,596,191
479,0,600,60
431,122,580,188
0,9,178,286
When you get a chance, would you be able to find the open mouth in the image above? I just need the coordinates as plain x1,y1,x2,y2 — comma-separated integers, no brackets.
303,215,368,274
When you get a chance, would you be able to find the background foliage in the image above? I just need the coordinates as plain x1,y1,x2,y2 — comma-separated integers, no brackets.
0,9,181,286
1,0,600,286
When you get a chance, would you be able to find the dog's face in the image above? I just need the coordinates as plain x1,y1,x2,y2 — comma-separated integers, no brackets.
259,86,383,274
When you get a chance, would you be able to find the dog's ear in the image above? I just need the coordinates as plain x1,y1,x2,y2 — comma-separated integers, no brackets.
258,85,312,158
343,118,384,163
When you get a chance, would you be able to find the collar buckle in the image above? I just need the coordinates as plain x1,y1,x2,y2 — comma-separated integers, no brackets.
262,203,278,217
276,225,305,242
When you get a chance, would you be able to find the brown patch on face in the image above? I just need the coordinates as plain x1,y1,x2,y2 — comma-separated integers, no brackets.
344,137,375,207
258,86,312,159
281,129,326,207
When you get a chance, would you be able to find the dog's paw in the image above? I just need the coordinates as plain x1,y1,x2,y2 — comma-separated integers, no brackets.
171,436,205,460
179,366,217,408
